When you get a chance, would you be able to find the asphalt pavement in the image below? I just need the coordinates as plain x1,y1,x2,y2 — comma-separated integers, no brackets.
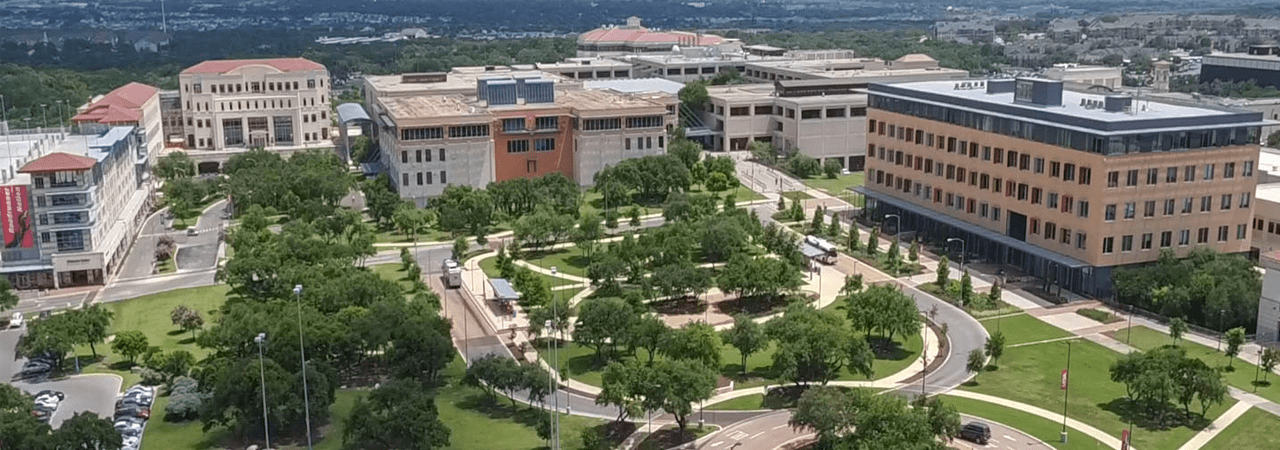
1,328,122,428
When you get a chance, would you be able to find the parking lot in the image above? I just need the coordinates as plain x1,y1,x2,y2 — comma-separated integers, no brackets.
2,327,122,428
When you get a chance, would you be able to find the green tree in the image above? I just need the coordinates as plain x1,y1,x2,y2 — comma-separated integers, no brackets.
597,360,645,422
810,205,825,233
651,359,717,433
363,174,402,229
662,322,722,368
630,315,670,364
847,223,860,252
936,255,950,287
1260,347,1280,383
777,195,786,212
914,395,963,442
1225,327,1246,369
789,386,858,443
668,137,702,171
984,331,1006,367
959,270,974,305
170,304,204,340
822,158,841,178
750,140,776,165
789,196,804,221
393,204,432,246
885,236,902,272
50,412,122,450
627,205,642,227
1169,317,1188,344
111,330,150,364
724,314,767,373
967,349,986,381
451,236,468,260
574,298,638,360
783,154,822,178
349,135,373,163
678,81,710,116
908,239,919,263
0,278,19,313
343,378,451,450
865,227,879,257
767,304,858,385
154,151,196,181
826,214,840,237
988,281,1002,304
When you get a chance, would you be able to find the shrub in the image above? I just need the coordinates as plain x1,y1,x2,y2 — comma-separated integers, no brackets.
139,368,167,386
164,376,205,422
1076,308,1119,323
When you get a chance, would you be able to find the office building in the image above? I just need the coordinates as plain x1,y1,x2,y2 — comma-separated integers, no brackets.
535,58,634,80
71,82,163,177
1251,184,1280,255
576,16,741,57
367,72,677,206
1259,250,1280,343
623,49,857,83
742,54,967,83
1,127,152,289
861,78,1266,297
1201,45,1280,90
176,58,332,150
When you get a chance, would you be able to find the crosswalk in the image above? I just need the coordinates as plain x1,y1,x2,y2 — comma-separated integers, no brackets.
138,226,223,239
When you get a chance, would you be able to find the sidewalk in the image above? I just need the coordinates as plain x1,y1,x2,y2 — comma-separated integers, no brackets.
1176,402,1253,450
946,390,1123,448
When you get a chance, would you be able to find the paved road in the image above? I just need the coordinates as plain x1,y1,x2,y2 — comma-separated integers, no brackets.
952,414,1055,450
2,328,121,428
117,207,168,279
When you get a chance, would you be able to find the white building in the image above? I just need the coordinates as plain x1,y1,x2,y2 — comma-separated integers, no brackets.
177,58,332,151
1258,250,1280,343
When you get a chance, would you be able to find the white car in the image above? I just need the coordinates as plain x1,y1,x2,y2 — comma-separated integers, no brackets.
121,435,141,449
114,420,144,437
125,385,156,397
9,312,22,328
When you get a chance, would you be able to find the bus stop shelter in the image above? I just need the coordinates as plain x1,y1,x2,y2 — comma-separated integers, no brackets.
488,278,520,306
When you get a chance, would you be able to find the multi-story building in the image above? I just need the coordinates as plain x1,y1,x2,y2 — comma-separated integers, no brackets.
368,72,677,206
1201,46,1280,90
860,77,1266,297
70,82,162,178
1258,250,1280,343
1040,64,1123,90
1251,184,1280,255
534,58,634,80
742,55,967,84
1,126,151,289
576,16,741,57
176,58,331,151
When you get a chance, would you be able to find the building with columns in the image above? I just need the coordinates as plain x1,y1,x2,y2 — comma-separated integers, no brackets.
176,58,331,151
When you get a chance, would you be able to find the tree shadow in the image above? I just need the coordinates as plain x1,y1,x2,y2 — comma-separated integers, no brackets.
167,329,186,337
716,294,796,317
638,427,708,450
651,296,705,315
762,385,810,409
108,360,136,371
720,363,778,384
1253,380,1273,388
866,336,909,361
1098,397,1213,432
984,365,1000,372
178,337,197,345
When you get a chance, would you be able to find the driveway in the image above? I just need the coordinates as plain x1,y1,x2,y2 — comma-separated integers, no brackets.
2,328,121,428
175,200,228,271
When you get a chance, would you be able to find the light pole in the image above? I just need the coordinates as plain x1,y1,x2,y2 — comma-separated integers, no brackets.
1,94,11,163
1060,340,1072,443
39,104,47,129
254,333,271,450
1217,309,1226,351
293,284,314,450
55,100,65,132
549,265,561,450
947,238,966,272
1126,304,1134,345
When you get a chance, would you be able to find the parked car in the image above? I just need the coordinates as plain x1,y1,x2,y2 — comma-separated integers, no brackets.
32,406,54,423
187,228,199,236
114,405,151,420
34,390,65,401
114,419,144,437
121,435,141,450
960,421,992,445
9,312,22,328
125,385,156,397
17,361,52,379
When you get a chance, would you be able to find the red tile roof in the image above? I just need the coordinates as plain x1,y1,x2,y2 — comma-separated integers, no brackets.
19,152,98,173
182,58,325,75
579,27,726,46
71,82,157,125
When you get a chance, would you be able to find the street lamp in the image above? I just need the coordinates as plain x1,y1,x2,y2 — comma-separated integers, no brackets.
1217,309,1226,351
293,284,314,450
39,104,47,129
254,333,271,450
549,266,561,450
884,214,901,235
55,100,65,133
947,238,966,272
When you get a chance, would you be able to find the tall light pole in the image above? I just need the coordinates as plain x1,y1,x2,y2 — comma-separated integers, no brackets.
39,104,48,129
1,94,11,163
549,266,561,450
1060,340,1072,443
947,238,966,272
55,100,65,134
293,284,314,450
254,333,271,450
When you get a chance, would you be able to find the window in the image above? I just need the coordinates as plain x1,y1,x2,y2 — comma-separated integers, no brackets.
1179,229,1190,246
1164,199,1175,216
401,127,443,141
55,230,84,252
1126,169,1138,186
535,138,555,151
1045,222,1056,240
755,105,773,116
583,118,622,130
1203,164,1215,180
1184,165,1196,182
416,172,423,185
1244,161,1255,177
1147,168,1158,185
1105,204,1116,221
1182,197,1193,214
1050,161,1060,177
1103,236,1115,254
440,148,446,161
1076,232,1087,250
1007,150,1018,167
1121,235,1133,252
1238,224,1248,240
1221,194,1232,210
1063,196,1074,214
1107,171,1119,188
1047,192,1058,209
1020,154,1030,171
449,124,490,137
401,151,408,164
416,150,423,163
535,116,559,130
1032,188,1042,205
730,107,751,117
1078,201,1089,218
1218,225,1229,242
1201,196,1212,212
440,171,446,184
1141,233,1153,250
507,139,530,153
1166,167,1178,183
1197,227,1209,244
526,160,537,172
503,118,526,133
1030,218,1040,234
1160,231,1172,248
1061,228,1072,245
1065,164,1077,182
402,173,409,186
1034,157,1045,174
1144,201,1155,218
1124,202,1135,219
307,79,316,89
1078,167,1090,185
1241,192,1252,208
993,148,1003,164
1224,162,1236,179
825,107,845,118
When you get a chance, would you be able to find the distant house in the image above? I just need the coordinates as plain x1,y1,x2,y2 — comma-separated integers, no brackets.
400,28,429,39
126,31,172,53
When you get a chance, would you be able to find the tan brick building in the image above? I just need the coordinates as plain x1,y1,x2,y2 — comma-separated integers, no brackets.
177,58,331,151
861,78,1267,297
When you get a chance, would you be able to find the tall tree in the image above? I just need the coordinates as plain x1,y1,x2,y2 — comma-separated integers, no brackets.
111,330,149,364
985,331,1006,367
574,298,638,360
724,314,767,373
50,412,122,450
630,315,670,364
0,278,20,312
967,349,986,381
651,360,717,433
154,151,197,181
662,322,722,369
1260,347,1280,383
343,378,451,450
1225,327,1246,369
936,255,950,287
1169,317,1188,344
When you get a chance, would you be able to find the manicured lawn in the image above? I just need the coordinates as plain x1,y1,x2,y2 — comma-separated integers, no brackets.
1108,325,1280,405
478,256,579,288
369,262,417,293
705,394,767,411
372,227,453,245
918,282,1020,318
800,172,865,197
962,338,1236,450
157,258,176,274
1201,407,1280,450
781,191,812,201
141,390,364,450
523,247,590,277
980,313,1073,346
541,329,921,390
943,395,1109,450
582,184,765,218
75,285,230,391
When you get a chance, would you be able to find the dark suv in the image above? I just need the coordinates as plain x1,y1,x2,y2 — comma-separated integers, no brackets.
960,421,991,445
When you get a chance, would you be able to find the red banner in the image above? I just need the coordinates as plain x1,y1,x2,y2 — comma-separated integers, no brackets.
1061,369,1069,390
1,185,34,249
1120,429,1130,450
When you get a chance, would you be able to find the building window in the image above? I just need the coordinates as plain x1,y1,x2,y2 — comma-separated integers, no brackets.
1124,202,1135,219
535,138,555,152
439,171,446,184
1221,194,1232,210
402,173,409,186
1160,231,1172,248
1166,167,1178,183
1103,237,1114,254
1121,235,1133,252
1034,157,1044,174
416,150,423,163
1144,201,1155,218
583,118,622,131
1141,233,1152,250
534,116,559,131
1203,164,1215,181
1244,161,1255,177
449,124,490,137
1182,197,1193,214
402,127,444,141
1224,162,1236,179
417,172,423,185
1126,169,1138,186
1046,192,1057,208
1065,164,1077,182
439,149,446,161
1201,196,1212,212
1078,201,1089,218
1184,165,1196,182
1146,168,1158,185
1238,224,1248,240
1107,171,1119,188
426,172,434,184
1217,225,1229,242
307,79,316,89
1045,222,1056,240
1197,227,1209,244
503,118,526,133
401,151,408,163
1241,192,1252,208
526,160,537,173
1076,232,1086,250
627,116,664,128
507,140,530,153
1179,229,1190,246
1105,204,1116,221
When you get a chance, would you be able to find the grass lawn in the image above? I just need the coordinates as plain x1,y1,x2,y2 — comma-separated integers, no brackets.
156,257,176,274
369,262,417,293
943,395,1109,450
141,390,364,450
705,394,767,411
918,282,1020,318
980,314,1074,346
1201,407,1280,450
800,172,865,197
581,184,765,219
542,329,921,390
962,338,1236,450
522,247,590,278
478,256,580,288
781,191,813,201
1108,325,1280,405
372,227,453,244
75,285,230,391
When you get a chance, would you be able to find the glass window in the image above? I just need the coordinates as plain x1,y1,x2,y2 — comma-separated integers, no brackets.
1105,204,1116,221
1121,235,1133,252
1103,237,1114,254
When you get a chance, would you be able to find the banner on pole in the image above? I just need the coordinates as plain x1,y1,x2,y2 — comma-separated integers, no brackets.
1120,429,1130,450
1060,369,1069,390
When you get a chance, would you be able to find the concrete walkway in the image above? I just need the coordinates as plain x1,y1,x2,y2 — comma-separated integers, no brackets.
946,390,1123,448
1176,402,1253,450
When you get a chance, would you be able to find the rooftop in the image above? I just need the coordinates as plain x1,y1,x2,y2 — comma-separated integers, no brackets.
1257,183,1280,205
381,95,479,120
366,68,566,97
182,58,325,75
1203,52,1280,63
19,152,98,173
872,79,1266,133
578,26,729,47
583,78,685,95
71,82,158,124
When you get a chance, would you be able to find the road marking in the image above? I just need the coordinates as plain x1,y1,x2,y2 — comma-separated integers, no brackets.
749,431,765,440
1003,434,1015,442
726,430,748,440
709,441,724,447
772,424,789,430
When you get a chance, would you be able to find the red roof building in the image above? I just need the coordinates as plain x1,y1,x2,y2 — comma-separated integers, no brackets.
71,82,158,125
19,152,98,173
181,58,325,75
